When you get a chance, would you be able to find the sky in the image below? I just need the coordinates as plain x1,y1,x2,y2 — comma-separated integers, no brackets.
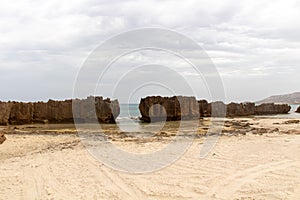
0,0,299,103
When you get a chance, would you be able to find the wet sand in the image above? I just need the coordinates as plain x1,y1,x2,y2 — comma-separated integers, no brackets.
0,117,300,199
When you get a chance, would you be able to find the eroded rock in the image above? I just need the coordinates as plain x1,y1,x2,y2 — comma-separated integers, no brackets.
139,96,199,122
226,102,255,117
0,102,12,125
254,103,291,115
0,96,120,125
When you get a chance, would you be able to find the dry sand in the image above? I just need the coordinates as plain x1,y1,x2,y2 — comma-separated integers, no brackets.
1,117,300,199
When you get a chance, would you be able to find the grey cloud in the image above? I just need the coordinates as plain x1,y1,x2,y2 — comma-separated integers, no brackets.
0,0,299,102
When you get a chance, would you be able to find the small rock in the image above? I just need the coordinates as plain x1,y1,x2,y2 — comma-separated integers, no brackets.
283,120,300,124
0,131,6,144
296,106,300,113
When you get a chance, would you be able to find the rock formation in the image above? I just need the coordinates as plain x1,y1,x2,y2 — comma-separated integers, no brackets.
140,96,292,121
9,102,34,125
254,103,291,115
73,96,120,123
139,96,199,122
296,106,300,113
139,96,292,122
0,131,5,144
0,96,120,125
208,101,227,117
198,100,210,117
0,102,12,125
226,102,255,117
201,101,289,117
33,100,74,123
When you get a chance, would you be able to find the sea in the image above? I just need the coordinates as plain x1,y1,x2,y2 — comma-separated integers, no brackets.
118,104,141,120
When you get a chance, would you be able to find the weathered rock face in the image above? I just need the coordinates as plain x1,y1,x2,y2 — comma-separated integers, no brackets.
254,103,291,115
139,96,199,122
0,96,120,125
198,101,227,117
209,101,227,117
198,100,210,117
201,101,289,117
9,102,34,125
296,106,300,113
33,100,73,123
73,96,120,123
0,131,5,144
226,102,255,117
0,102,12,125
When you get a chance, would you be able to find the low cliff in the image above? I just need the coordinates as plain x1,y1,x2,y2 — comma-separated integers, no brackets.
0,102,12,125
139,96,291,122
254,103,291,115
199,101,290,117
139,96,199,122
226,102,255,117
0,96,120,125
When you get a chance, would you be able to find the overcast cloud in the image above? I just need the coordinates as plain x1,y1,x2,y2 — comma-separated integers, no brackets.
0,0,299,103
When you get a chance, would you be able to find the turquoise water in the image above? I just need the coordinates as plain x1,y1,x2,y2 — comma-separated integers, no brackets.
290,104,299,112
118,104,140,119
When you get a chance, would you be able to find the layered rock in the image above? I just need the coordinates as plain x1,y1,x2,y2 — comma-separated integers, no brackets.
254,103,291,115
139,96,199,122
296,106,300,113
0,131,5,144
0,96,120,125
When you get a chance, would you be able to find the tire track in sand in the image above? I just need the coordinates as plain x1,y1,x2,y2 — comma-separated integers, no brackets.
209,159,298,199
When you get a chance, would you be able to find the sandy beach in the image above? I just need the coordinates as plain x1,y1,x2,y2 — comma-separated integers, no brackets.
1,117,300,199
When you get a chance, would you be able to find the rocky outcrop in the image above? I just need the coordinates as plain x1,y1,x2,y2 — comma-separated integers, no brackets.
139,96,199,122
0,96,120,125
199,101,228,117
33,100,73,123
226,102,255,117
208,101,227,117
198,100,210,117
254,103,291,115
73,97,120,123
140,96,292,121
296,106,300,113
0,131,5,144
0,102,12,125
9,102,34,125
200,101,289,117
